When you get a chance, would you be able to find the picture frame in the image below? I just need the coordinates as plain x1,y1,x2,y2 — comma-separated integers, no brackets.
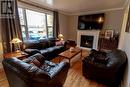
105,29,114,39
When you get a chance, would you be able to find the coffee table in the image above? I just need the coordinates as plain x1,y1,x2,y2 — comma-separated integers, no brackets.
58,47,82,64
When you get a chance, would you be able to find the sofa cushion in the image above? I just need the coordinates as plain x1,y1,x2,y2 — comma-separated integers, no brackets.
24,49,41,56
89,49,109,64
94,57,109,64
40,48,58,60
39,38,56,48
40,49,49,58
40,61,56,72
48,40,56,47
40,46,64,60
39,39,49,49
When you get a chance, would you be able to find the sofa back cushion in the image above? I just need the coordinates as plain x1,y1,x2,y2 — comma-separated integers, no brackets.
24,40,42,50
39,38,56,48
107,49,127,68
39,39,49,49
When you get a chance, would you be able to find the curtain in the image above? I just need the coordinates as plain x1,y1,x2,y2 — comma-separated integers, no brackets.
53,11,59,38
1,0,22,53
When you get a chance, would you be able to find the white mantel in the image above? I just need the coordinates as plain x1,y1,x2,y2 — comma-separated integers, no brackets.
77,30,100,50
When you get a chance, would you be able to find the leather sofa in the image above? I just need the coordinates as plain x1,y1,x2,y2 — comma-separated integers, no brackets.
23,38,65,60
23,39,76,60
2,53,70,87
82,49,127,87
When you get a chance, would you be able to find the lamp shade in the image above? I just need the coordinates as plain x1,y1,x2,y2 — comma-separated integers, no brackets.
10,38,22,44
58,34,64,40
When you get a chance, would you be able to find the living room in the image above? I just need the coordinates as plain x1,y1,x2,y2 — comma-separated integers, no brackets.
0,0,130,87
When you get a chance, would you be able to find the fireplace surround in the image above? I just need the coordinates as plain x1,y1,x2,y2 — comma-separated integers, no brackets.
77,30,100,50
80,35,94,48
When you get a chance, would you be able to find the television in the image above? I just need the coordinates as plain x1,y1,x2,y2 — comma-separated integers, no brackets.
78,13,105,30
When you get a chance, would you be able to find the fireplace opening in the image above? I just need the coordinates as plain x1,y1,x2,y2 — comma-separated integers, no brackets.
80,35,94,48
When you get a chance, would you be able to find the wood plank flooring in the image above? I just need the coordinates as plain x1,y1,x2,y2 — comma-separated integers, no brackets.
0,49,106,87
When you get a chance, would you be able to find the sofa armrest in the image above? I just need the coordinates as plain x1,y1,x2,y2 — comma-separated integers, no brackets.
48,62,70,78
24,49,41,56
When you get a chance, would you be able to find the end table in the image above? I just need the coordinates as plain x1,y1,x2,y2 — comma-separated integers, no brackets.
3,51,28,60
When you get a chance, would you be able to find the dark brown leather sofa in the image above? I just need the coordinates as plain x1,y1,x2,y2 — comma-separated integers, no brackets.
2,53,70,87
23,39,76,60
82,49,127,87
23,38,65,60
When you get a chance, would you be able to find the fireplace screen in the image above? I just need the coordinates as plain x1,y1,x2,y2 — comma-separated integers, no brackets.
80,35,94,48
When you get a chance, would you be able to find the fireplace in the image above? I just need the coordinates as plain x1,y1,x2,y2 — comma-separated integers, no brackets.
80,35,94,48
77,30,100,50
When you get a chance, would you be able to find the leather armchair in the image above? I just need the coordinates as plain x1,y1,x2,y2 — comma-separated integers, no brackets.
2,53,70,87
82,49,127,87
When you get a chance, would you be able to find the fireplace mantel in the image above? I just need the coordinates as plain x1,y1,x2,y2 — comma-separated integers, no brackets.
77,30,100,50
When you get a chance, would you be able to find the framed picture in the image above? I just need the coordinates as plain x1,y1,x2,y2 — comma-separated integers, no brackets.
105,29,114,39
126,6,130,32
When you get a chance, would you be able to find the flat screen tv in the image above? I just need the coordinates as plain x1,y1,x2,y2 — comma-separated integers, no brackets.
78,13,105,30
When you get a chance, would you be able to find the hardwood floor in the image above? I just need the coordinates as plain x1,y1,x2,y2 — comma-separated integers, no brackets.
0,49,106,87
0,69,9,87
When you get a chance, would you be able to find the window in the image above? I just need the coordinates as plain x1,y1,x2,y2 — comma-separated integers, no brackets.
18,8,54,40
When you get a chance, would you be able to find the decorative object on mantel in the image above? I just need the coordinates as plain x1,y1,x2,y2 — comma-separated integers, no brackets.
105,29,114,39
126,6,130,32
10,38,22,52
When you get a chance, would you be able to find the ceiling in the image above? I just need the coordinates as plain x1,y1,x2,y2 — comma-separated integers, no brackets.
20,0,128,14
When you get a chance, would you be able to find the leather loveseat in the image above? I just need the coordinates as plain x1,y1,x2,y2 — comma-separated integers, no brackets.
82,49,127,87
2,53,70,87
23,38,65,60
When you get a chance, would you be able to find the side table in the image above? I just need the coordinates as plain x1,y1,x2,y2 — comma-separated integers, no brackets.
3,51,28,60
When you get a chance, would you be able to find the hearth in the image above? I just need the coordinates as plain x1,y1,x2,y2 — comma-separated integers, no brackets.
80,35,94,48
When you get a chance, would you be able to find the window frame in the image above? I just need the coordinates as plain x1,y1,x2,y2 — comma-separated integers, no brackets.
18,7,54,40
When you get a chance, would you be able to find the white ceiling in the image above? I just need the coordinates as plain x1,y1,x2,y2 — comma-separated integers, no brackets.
20,0,127,14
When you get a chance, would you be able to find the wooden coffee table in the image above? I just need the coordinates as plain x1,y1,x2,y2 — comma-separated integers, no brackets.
58,47,82,64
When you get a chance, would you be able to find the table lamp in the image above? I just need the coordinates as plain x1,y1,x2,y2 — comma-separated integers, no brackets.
58,34,64,41
10,38,22,52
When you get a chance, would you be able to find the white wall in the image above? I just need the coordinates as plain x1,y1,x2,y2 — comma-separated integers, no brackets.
124,33,130,87
68,15,78,41
103,10,124,33
118,3,130,87
59,13,69,41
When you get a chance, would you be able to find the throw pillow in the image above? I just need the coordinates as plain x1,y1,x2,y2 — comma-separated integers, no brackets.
55,41,62,46
30,58,41,67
